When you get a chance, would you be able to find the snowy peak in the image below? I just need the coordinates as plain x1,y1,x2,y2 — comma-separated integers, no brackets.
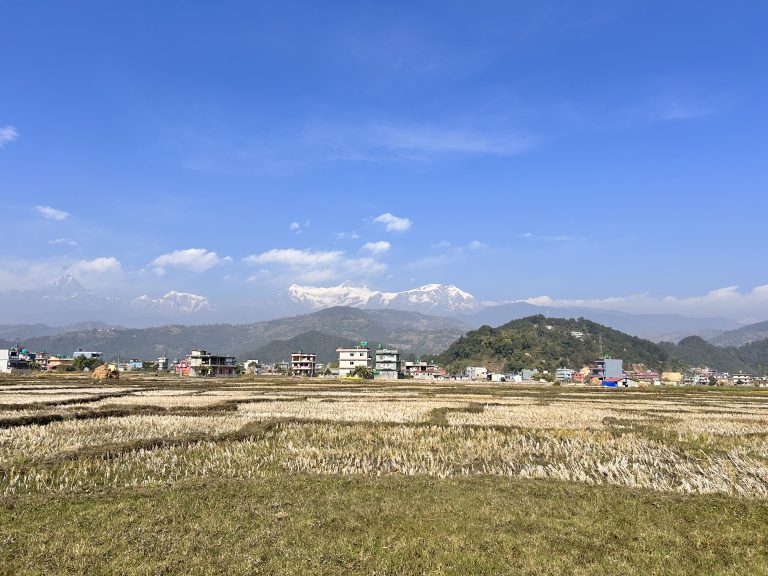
288,282,478,314
131,291,211,314
287,283,389,309
47,274,96,301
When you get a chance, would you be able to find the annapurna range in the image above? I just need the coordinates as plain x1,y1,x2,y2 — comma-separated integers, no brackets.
0,276,750,341
287,282,479,314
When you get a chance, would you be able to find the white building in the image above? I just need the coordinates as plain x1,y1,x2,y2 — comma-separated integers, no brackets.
157,356,169,371
0,348,30,373
337,344,372,377
465,366,488,381
732,372,753,386
73,349,103,359
555,367,575,382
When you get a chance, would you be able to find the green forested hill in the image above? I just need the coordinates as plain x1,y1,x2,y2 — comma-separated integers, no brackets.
0,307,466,361
245,331,361,364
733,339,768,375
658,337,752,375
435,315,678,374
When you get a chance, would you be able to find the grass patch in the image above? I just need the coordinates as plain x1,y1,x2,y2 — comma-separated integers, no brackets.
1,475,767,575
427,402,485,425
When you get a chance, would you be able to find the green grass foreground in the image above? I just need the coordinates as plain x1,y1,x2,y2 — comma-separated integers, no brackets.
2,475,767,576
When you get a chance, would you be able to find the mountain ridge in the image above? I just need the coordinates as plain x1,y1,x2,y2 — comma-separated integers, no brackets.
0,307,467,361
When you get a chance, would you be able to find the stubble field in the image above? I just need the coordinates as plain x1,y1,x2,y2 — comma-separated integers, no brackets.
1,374,767,575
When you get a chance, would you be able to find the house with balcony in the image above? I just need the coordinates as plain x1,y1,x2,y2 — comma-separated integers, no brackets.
177,349,237,377
590,357,624,382
404,361,445,380
291,351,317,377
374,347,401,380
555,367,575,382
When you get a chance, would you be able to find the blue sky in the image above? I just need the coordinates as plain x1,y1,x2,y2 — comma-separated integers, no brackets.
2,1,768,319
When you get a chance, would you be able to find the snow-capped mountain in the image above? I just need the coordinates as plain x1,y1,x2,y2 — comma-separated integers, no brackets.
0,274,214,325
43,273,101,303
131,291,212,314
287,281,479,314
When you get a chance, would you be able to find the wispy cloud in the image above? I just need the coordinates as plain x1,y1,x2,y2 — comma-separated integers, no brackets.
69,257,122,276
374,213,412,232
334,231,361,240
48,238,79,246
408,240,489,268
517,285,768,321
35,205,70,221
0,126,18,148
361,240,391,255
243,247,386,283
519,232,574,242
289,220,310,234
648,94,713,122
369,124,535,158
304,121,537,163
150,248,230,274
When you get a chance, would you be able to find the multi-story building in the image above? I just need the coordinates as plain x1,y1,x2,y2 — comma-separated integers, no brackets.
374,348,401,380
337,344,372,377
404,361,444,380
47,356,74,371
122,360,143,371
521,369,538,381
466,366,488,381
590,358,623,381
555,367,575,382
0,348,30,373
73,349,103,360
291,351,317,377
157,356,169,371
732,372,753,386
177,349,237,377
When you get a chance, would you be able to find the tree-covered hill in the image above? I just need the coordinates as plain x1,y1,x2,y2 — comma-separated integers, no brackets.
434,315,679,374
0,307,466,361
244,331,361,364
658,337,752,375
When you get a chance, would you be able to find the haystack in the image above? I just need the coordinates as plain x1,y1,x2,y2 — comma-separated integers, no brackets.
92,364,119,381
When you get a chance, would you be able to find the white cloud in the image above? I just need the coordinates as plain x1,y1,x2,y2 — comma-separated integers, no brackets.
150,248,227,273
0,257,122,291
48,238,79,246
518,232,574,242
36,205,70,221
362,241,391,255
335,231,360,240
244,247,386,283
468,240,487,251
516,284,768,322
371,124,534,157
0,126,18,148
289,222,301,233
245,248,345,267
374,213,412,232
68,257,122,275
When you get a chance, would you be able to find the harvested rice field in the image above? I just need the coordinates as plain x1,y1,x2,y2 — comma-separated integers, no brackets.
2,374,768,575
